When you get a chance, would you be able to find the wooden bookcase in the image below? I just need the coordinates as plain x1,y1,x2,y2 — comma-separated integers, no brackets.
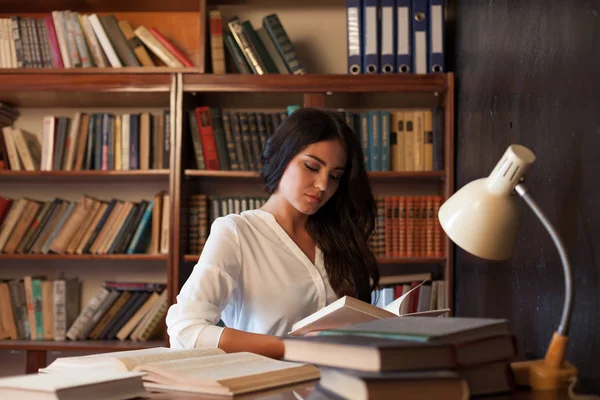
0,0,455,375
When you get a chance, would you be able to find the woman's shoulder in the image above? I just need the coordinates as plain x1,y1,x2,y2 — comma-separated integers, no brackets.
211,209,273,235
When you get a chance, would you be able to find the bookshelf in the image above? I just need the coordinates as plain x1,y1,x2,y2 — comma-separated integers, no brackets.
0,0,455,376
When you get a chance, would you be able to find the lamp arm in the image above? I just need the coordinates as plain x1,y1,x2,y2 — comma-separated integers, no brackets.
515,184,573,336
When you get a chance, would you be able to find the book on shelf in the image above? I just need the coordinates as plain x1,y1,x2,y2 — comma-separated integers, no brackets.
184,107,443,173
0,12,192,69
288,279,450,336
1,110,171,172
218,12,305,75
41,347,320,396
0,191,169,256
0,371,146,400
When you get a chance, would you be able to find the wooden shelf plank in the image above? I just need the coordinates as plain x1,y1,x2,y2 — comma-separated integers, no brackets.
0,0,201,13
182,73,450,93
184,169,445,179
0,340,166,352
183,254,444,263
0,169,170,180
0,254,168,261
0,70,174,91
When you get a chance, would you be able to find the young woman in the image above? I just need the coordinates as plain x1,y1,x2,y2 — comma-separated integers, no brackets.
166,108,379,359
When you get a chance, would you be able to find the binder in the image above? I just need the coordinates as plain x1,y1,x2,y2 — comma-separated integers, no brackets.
428,0,445,72
346,0,362,74
396,0,412,73
362,0,379,73
380,0,395,73
411,0,428,74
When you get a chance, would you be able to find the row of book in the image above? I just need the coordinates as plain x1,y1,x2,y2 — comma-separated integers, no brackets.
188,195,268,255
210,11,305,75
346,0,446,74
0,277,168,342
348,107,444,172
1,111,171,172
0,12,192,69
373,278,448,314
0,192,169,255
187,106,291,171
370,195,445,258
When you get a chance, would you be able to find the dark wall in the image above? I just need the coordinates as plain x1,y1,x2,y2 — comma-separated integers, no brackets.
449,0,600,393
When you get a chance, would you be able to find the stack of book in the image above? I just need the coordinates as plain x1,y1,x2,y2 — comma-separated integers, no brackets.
0,191,169,255
209,11,305,75
1,111,170,172
0,12,193,68
283,297,517,399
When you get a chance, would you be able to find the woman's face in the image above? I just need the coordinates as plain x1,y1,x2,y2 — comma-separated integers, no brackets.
277,139,347,215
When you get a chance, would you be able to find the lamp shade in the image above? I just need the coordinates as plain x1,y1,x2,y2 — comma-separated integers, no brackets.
438,145,536,261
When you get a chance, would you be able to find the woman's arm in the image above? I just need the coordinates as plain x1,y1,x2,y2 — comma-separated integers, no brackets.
218,328,285,359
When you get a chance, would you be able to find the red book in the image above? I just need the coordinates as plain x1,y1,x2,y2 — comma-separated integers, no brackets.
43,14,64,68
194,107,220,170
0,197,13,227
148,27,194,67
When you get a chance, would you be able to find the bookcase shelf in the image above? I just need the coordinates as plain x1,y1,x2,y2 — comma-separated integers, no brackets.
0,170,170,181
183,169,446,180
0,254,168,261
182,73,449,93
0,340,166,352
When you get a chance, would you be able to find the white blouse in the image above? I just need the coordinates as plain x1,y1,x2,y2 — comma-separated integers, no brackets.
165,209,339,349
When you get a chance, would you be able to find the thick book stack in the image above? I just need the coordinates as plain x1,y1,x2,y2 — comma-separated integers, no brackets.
187,106,292,171
0,278,168,342
210,11,306,75
1,111,170,172
284,317,518,398
0,12,193,68
369,195,445,258
337,107,445,172
371,273,448,315
188,195,267,255
346,0,446,75
0,191,169,255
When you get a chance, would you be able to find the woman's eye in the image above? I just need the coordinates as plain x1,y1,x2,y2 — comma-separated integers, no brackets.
304,163,319,172
330,175,341,181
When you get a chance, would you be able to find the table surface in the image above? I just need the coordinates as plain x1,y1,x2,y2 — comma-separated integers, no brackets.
142,381,572,400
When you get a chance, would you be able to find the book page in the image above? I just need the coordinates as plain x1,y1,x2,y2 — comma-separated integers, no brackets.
383,279,429,316
41,347,225,373
134,352,306,385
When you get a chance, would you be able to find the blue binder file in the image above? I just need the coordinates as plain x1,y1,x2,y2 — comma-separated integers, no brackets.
346,0,362,74
362,0,379,73
380,0,396,73
411,0,428,74
396,0,412,73
428,0,445,72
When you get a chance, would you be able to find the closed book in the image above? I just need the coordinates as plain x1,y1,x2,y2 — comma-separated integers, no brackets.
118,20,155,67
149,27,193,67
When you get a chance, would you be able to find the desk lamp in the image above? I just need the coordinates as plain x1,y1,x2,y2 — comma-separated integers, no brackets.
438,144,577,390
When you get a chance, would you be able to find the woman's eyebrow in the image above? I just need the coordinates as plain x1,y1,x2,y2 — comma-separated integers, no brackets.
303,154,345,170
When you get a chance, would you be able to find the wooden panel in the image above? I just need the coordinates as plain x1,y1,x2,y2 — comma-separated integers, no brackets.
450,1,600,394
25,350,46,374
0,170,170,182
0,0,202,12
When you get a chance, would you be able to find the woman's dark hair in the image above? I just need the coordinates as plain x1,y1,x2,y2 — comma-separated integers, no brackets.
260,108,379,302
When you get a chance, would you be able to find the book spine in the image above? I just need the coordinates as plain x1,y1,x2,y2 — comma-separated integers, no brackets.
228,18,265,75
134,25,183,68
69,12,92,67
51,11,71,68
9,17,24,68
195,107,220,170
88,14,122,67
126,202,153,254
263,14,306,75
209,10,225,73
66,287,110,340
149,27,193,67
223,31,251,74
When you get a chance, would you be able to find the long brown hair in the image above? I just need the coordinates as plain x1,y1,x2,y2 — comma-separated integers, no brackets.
260,108,379,302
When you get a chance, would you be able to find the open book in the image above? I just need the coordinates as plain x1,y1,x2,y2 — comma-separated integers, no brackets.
41,347,319,396
289,280,450,336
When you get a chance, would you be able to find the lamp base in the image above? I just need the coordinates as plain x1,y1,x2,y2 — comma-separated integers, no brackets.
511,359,577,390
